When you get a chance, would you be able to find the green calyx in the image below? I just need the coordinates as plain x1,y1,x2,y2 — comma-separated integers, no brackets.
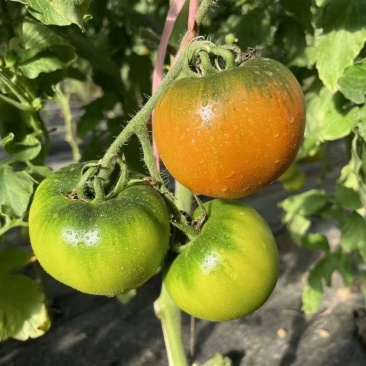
75,157,130,204
181,40,248,78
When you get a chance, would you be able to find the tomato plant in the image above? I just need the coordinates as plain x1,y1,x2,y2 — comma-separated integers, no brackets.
153,57,306,199
163,199,279,322
29,163,171,296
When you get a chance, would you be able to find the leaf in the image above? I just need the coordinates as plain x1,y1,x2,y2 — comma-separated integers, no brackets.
2,133,42,161
305,86,360,143
0,249,33,273
280,0,313,33
17,20,76,78
315,0,366,92
200,353,233,366
224,7,275,51
77,93,117,138
19,54,76,79
277,164,305,191
0,272,50,341
340,212,366,260
0,165,34,218
301,234,330,252
279,189,328,220
337,60,366,104
336,159,363,211
302,279,324,314
352,128,366,207
286,214,311,242
335,184,362,210
26,164,52,183
302,252,342,313
22,20,71,50
11,0,92,30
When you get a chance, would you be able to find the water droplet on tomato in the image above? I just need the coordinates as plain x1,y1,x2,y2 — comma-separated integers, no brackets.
212,104,220,114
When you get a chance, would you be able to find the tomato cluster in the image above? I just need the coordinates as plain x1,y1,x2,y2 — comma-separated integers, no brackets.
29,56,304,321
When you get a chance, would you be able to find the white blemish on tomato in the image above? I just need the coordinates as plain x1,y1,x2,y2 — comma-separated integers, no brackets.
200,251,221,274
62,228,100,247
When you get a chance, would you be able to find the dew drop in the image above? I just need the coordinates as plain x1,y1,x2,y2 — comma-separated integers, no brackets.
212,104,220,114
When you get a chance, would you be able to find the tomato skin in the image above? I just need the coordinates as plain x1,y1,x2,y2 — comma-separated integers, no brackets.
29,163,171,296
153,57,306,199
163,199,278,321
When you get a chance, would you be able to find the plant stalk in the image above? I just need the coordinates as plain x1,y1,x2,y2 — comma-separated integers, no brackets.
56,86,81,162
97,54,185,182
154,285,188,366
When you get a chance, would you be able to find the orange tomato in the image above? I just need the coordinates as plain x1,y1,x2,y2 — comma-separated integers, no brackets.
153,57,306,199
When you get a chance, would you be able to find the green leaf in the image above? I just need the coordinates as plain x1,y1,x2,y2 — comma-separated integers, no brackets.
77,93,117,138
19,54,76,79
200,353,233,366
301,234,330,252
280,0,313,33
302,252,342,313
338,252,354,287
0,165,34,218
279,189,328,220
26,164,52,183
17,20,76,78
357,106,366,140
340,212,366,259
2,133,41,161
335,184,362,210
337,60,366,104
286,214,311,243
274,17,310,67
336,160,364,211
277,164,305,191
22,20,71,51
11,0,92,30
305,86,359,143
0,272,50,341
352,128,366,207
0,249,33,273
224,7,275,51
315,0,366,92
302,279,323,314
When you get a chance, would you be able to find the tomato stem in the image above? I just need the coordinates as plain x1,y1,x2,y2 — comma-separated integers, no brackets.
136,127,163,184
97,54,185,181
55,84,81,163
171,220,198,241
154,285,188,366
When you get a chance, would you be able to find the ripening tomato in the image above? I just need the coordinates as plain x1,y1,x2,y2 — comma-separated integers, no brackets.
153,57,306,199
163,199,278,321
29,163,171,296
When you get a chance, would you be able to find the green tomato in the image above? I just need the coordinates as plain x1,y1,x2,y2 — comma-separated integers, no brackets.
29,163,171,296
163,199,278,321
